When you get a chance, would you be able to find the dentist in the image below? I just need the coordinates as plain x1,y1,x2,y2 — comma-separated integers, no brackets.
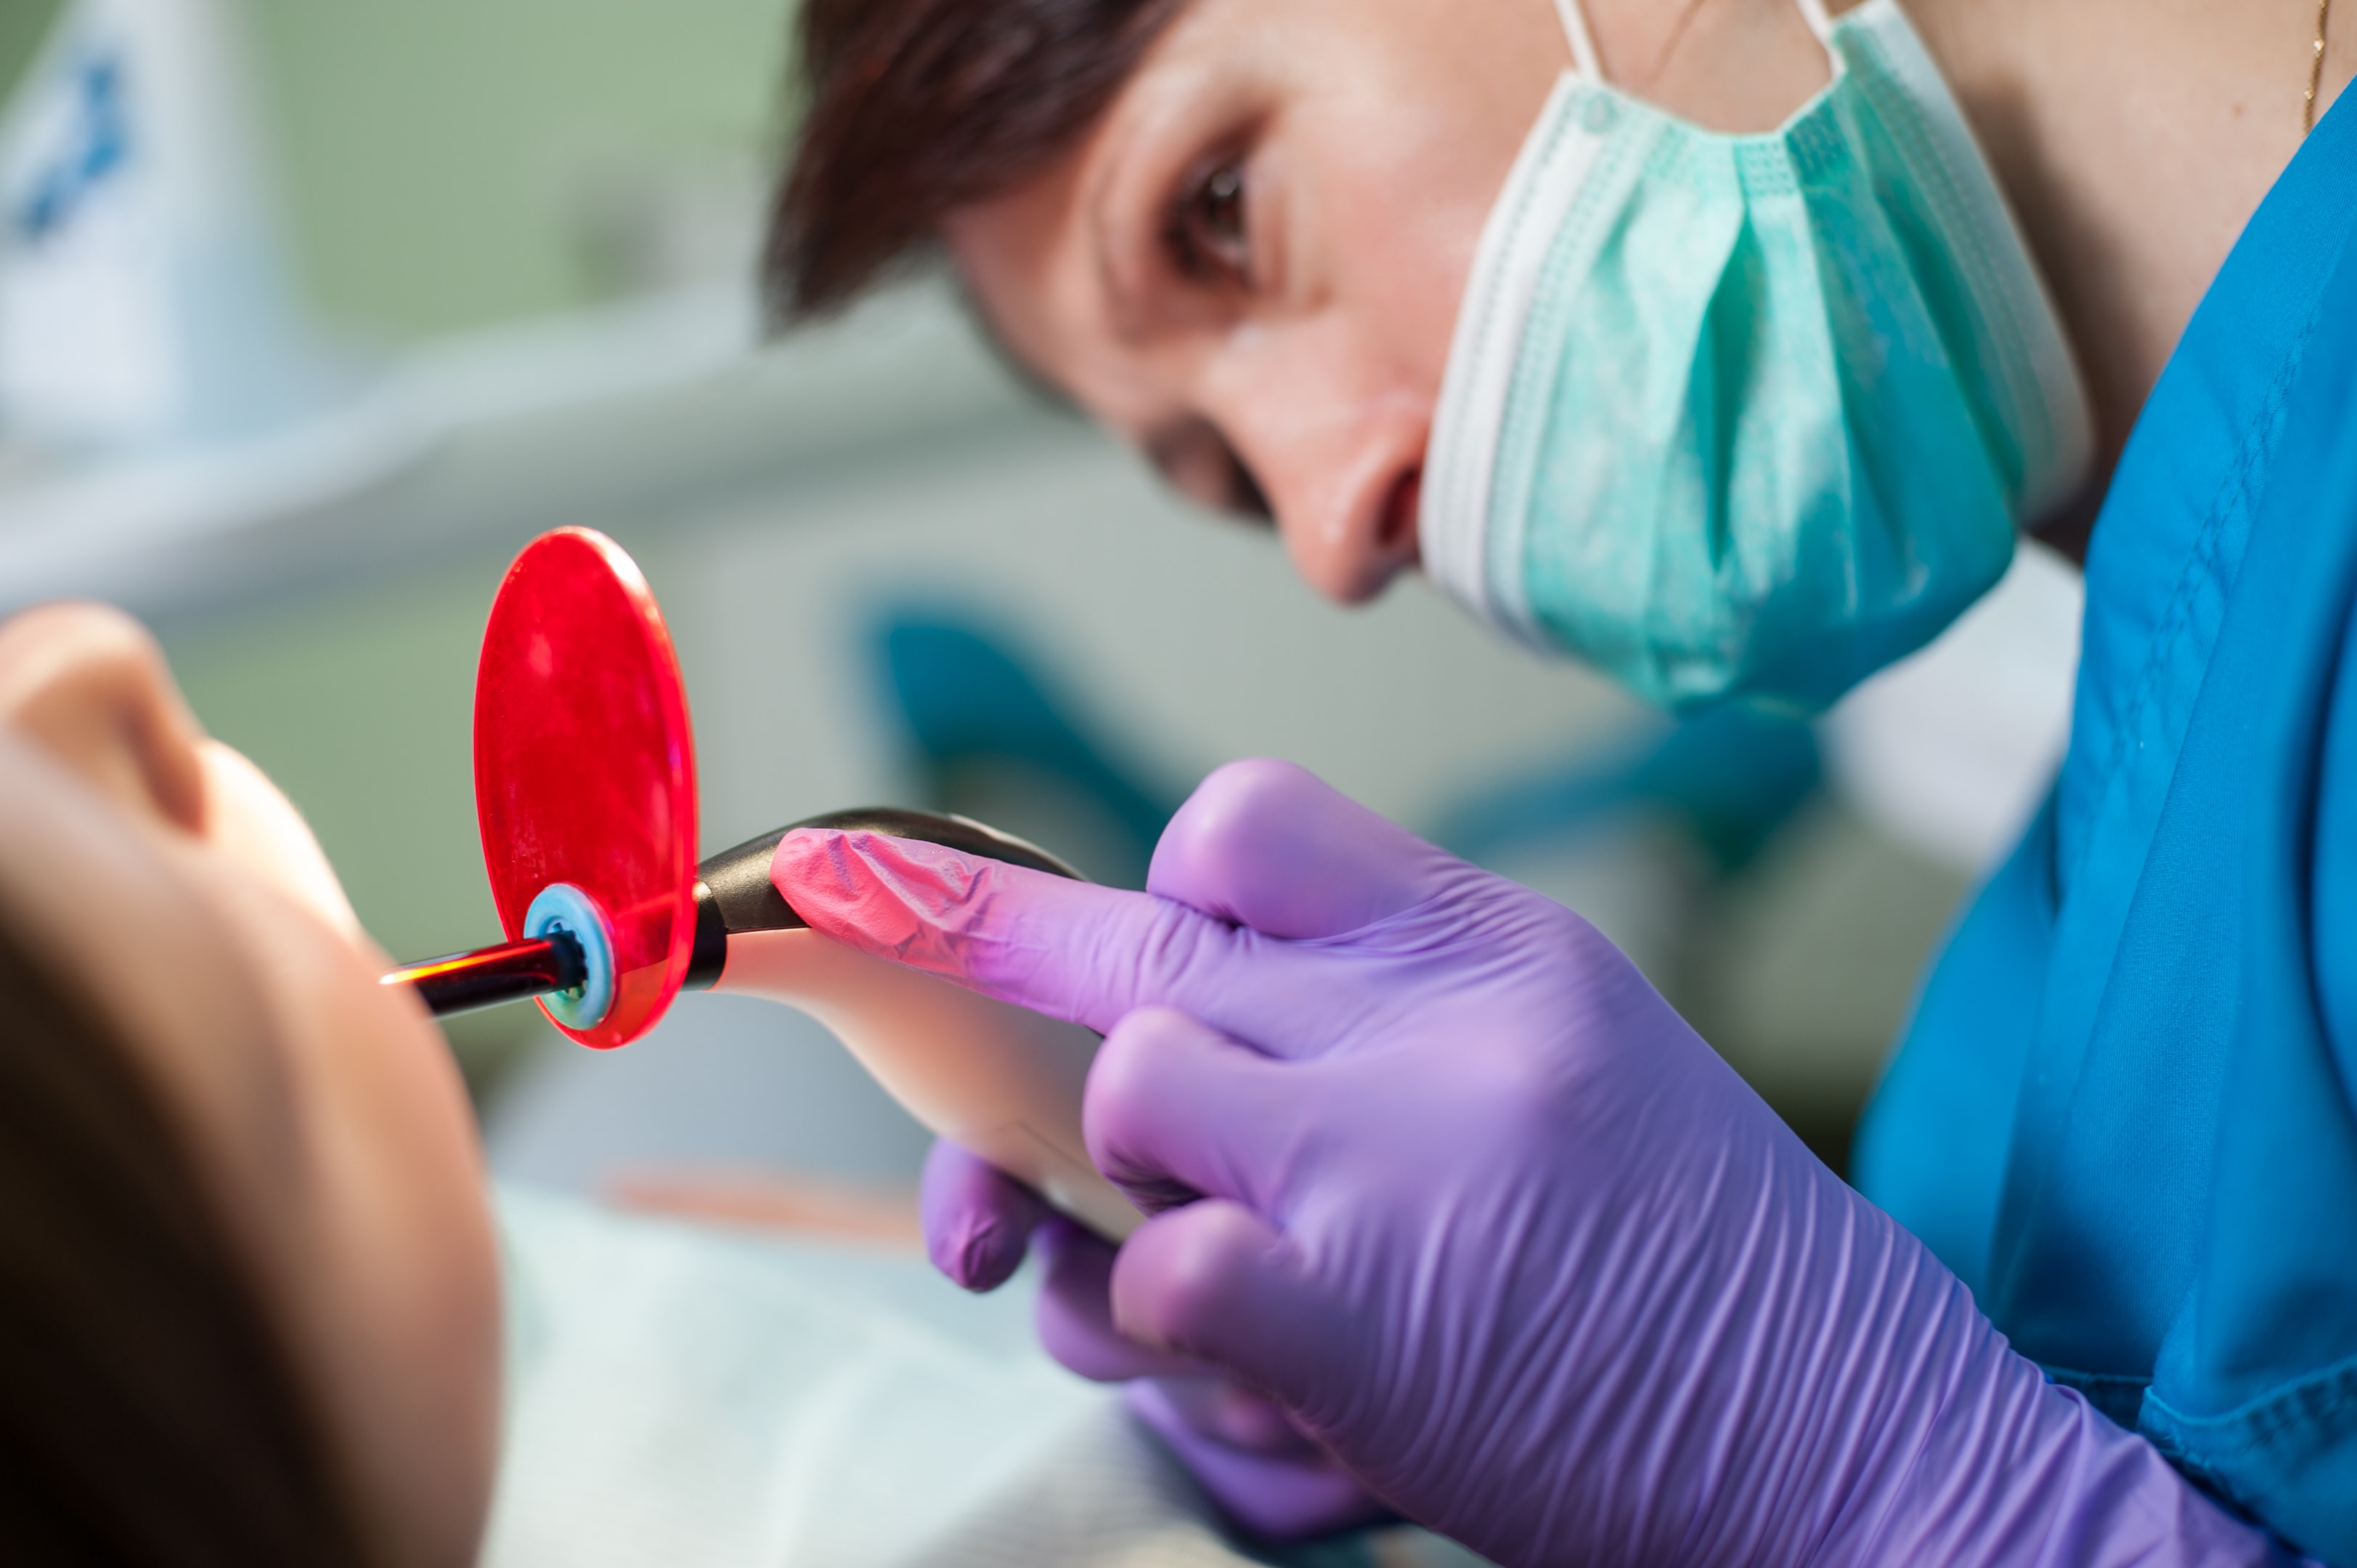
768,0,2357,1560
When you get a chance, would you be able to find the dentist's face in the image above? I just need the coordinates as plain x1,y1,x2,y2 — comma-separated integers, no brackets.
947,0,1562,604
945,0,1830,605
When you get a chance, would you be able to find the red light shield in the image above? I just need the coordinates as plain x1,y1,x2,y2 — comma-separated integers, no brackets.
473,528,698,1048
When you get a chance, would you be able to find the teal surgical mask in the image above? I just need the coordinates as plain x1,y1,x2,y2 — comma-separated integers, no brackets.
1420,0,2091,712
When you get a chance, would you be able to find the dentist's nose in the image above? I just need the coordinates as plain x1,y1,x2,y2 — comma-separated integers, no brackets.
1231,388,1430,606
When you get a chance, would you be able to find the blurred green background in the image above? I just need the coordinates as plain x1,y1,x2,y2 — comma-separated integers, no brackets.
243,0,790,336
0,5,63,98
5,0,790,336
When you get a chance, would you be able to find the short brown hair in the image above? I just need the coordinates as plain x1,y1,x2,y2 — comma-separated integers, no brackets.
765,0,1188,324
0,912,376,1565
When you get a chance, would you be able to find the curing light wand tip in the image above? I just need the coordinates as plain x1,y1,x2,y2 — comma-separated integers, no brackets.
383,931,589,1018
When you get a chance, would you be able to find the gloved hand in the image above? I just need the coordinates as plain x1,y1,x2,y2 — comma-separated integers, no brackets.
776,761,2297,1568
919,1138,1385,1539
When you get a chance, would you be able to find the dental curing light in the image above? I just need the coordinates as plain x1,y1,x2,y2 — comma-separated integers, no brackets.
384,528,1139,1241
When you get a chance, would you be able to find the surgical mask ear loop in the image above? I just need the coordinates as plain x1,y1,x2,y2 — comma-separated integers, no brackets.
1551,0,1840,89
1551,0,1604,81
1794,0,1843,81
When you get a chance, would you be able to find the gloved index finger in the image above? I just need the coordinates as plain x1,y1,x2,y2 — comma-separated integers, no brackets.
773,828,1256,1037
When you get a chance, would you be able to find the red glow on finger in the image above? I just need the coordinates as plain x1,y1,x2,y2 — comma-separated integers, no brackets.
771,828,988,974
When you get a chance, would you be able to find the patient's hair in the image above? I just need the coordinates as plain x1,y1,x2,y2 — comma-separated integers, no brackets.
0,914,374,1566
766,0,1188,322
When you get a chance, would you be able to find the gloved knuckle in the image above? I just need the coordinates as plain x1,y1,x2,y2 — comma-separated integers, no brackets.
1142,1212,1255,1339
1459,1040,1589,1135
1085,1017,1170,1150
1156,759,1318,897
1108,1001,1198,1048
1120,903,1231,1002
1181,759,1313,839
1096,1004,1185,1087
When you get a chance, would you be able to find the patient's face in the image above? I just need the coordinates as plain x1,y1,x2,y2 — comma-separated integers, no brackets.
946,0,1829,605
0,605,498,1568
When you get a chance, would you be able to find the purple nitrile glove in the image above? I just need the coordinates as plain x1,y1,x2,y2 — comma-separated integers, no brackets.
776,761,2304,1568
919,1111,1386,1538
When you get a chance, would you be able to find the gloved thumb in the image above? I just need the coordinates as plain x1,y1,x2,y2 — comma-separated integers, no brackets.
919,1140,1047,1292
1110,1199,1343,1414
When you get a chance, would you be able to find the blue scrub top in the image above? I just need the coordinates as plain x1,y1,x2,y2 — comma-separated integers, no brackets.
1855,96,2357,1561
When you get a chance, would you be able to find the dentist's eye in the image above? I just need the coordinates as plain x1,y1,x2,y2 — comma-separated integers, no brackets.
1167,157,1251,285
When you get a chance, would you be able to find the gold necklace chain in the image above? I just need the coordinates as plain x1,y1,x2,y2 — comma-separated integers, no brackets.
2308,0,2336,134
